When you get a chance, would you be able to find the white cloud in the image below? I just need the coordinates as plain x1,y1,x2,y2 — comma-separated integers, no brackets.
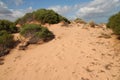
11,10,24,18
48,0,120,22
48,5,72,15
11,7,34,21
0,1,12,14
0,1,33,21
76,0,120,22
13,0,23,6
48,5,78,20
0,1,7,8
0,0,120,23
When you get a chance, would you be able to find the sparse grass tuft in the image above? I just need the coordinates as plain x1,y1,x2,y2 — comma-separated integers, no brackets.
74,18,86,24
88,21,96,28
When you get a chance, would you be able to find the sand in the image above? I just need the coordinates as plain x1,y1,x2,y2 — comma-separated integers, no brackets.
0,23,120,80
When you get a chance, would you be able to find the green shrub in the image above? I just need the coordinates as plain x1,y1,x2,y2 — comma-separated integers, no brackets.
107,12,120,35
35,27,53,38
20,24,54,43
0,20,18,33
34,9,70,24
0,30,15,56
20,24,41,37
15,13,34,25
16,9,70,25
0,31,14,48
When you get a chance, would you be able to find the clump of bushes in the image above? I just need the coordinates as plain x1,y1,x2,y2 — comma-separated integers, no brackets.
16,9,70,25
20,24,54,44
0,30,15,57
107,12,120,35
0,20,18,33
74,18,86,24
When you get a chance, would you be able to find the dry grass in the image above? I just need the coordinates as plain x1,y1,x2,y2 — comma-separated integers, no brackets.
88,21,97,28
74,18,87,24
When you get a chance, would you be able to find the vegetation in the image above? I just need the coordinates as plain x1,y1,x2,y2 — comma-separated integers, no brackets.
0,30,15,57
107,12,120,35
0,20,18,33
0,19,18,57
20,24,54,44
74,18,86,24
16,9,70,25
88,21,96,28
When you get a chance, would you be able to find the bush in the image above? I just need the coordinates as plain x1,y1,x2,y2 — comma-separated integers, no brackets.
0,31,15,56
88,21,96,28
15,13,34,25
74,18,86,24
107,12,120,35
34,9,70,24
16,9,70,25
0,20,18,33
20,24,41,37
20,24,54,44
0,31,14,48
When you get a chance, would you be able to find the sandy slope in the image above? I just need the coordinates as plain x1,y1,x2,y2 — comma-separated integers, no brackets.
0,23,120,80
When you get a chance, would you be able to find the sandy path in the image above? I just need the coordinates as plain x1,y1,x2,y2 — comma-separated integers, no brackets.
0,23,120,80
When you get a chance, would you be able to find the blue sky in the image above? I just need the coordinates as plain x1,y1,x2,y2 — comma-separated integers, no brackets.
0,0,120,23
3,0,90,9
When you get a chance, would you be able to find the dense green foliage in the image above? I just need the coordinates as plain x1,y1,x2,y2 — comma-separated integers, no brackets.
0,31,14,48
20,24,41,37
16,9,70,25
107,12,120,35
15,13,34,25
20,24,54,43
0,20,18,33
0,30,15,56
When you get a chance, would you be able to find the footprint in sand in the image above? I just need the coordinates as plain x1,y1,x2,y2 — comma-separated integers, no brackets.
0,61,4,65
56,52,65,60
81,77,89,80
0,57,4,65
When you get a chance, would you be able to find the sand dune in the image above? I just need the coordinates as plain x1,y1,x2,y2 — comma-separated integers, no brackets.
0,23,120,80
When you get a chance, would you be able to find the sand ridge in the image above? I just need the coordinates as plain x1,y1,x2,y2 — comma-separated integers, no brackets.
0,23,120,80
